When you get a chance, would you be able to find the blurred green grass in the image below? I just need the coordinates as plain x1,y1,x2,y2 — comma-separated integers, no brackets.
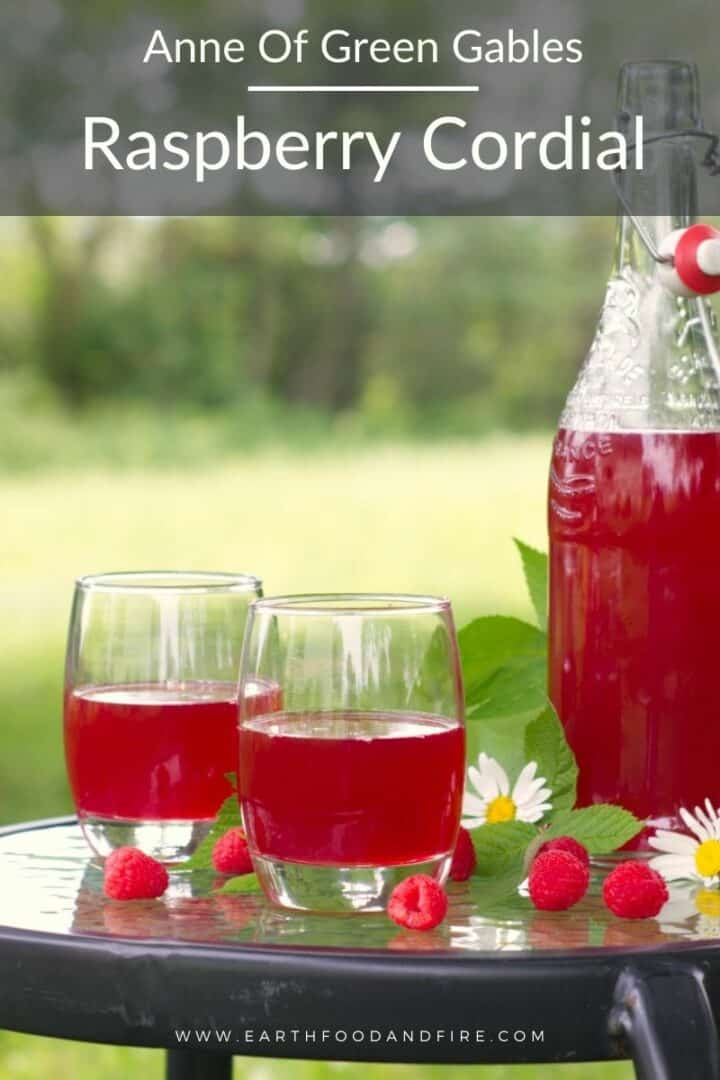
0,437,635,1079
0,1039,632,1080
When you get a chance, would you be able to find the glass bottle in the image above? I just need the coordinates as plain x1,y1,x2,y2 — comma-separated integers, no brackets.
548,61,720,848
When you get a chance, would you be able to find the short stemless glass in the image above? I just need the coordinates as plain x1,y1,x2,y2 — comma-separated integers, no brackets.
237,594,465,913
64,572,265,863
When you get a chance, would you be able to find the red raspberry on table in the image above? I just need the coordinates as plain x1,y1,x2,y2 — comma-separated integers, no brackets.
212,828,254,875
387,874,448,931
528,850,589,911
215,895,257,932
536,835,590,868
103,847,169,901
449,827,477,882
602,861,669,919
103,900,171,937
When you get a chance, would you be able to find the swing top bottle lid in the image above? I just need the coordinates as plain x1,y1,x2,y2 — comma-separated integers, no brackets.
618,62,720,298
559,60,720,433
658,224,720,297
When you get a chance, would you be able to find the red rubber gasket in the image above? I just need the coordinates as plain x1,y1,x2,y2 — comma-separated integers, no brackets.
674,223,720,295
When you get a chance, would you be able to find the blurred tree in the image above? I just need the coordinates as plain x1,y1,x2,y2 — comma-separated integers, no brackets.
0,0,714,433
3,214,614,431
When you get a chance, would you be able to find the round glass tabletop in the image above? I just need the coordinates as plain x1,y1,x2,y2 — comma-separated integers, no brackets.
1,818,719,955
4,818,720,1074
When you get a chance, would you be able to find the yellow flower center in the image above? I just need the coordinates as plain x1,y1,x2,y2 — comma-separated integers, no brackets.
695,889,720,918
695,840,720,879
486,795,517,824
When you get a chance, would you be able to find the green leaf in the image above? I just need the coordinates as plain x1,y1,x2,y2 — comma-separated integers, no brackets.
459,615,546,690
181,795,242,871
464,709,537,784
465,656,548,720
588,919,607,947
514,539,548,630
224,772,238,789
459,615,547,722
470,820,538,877
467,870,531,917
217,873,261,895
524,704,578,812
543,805,643,854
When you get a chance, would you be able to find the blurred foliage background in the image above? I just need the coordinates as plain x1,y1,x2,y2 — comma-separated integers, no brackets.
0,214,630,1080
0,216,610,465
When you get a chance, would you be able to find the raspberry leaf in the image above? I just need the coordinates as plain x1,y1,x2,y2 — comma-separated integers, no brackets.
524,704,578,812
588,919,607,947
181,794,242,871
459,614,547,721
217,873,261,895
460,616,545,691
470,820,538,877
543,805,642,854
513,539,548,630
464,709,538,788
465,655,548,721
467,872,531,917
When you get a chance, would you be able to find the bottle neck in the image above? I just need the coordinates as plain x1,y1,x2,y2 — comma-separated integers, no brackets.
559,60,720,434
561,140,720,434
614,140,698,275
614,58,702,268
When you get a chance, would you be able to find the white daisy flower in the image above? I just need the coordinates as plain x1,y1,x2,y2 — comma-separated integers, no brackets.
462,752,552,828
659,881,720,938
648,800,720,885
660,881,720,924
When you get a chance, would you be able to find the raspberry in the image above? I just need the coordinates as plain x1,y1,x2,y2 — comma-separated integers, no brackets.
388,929,446,951
103,901,171,937
602,861,669,919
103,847,169,901
215,895,257,931
212,828,253,875
528,850,589,911
536,835,590,868
603,921,667,948
387,874,448,931
528,911,590,950
449,827,477,881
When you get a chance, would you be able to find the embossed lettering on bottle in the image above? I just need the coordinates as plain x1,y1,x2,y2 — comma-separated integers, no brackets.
548,62,720,849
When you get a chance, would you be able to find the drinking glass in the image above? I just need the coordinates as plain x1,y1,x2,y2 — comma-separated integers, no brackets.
64,571,266,862
237,594,465,913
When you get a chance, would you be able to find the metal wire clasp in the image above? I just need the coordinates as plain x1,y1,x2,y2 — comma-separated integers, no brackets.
612,127,720,264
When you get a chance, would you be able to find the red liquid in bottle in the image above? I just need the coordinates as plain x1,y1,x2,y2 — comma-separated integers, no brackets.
64,679,282,822
549,429,720,845
238,712,465,866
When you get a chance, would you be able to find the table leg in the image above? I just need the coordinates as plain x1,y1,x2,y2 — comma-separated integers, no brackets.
165,1050,233,1080
609,967,720,1080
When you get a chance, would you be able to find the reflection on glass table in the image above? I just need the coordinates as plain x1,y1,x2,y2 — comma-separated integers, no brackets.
1,822,719,953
